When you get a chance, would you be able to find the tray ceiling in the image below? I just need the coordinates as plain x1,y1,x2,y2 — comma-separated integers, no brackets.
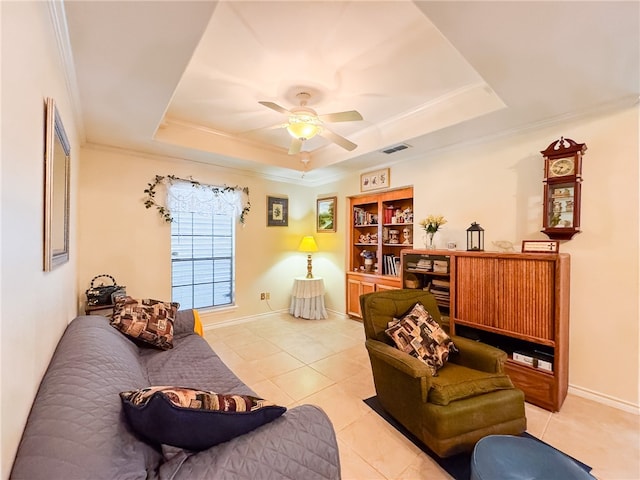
63,1,639,184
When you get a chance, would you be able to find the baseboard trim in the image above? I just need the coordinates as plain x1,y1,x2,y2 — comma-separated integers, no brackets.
201,307,349,331
202,309,288,331
326,308,350,319
568,384,639,415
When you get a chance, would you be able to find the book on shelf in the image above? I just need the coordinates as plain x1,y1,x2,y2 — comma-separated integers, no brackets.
382,254,401,276
428,287,450,297
430,278,450,288
353,208,378,226
383,206,396,224
429,289,449,296
425,280,450,304
408,258,432,271
384,255,395,275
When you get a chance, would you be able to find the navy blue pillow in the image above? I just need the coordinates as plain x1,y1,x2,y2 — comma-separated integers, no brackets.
120,387,286,451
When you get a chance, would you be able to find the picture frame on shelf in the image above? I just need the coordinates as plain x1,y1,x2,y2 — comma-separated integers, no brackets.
360,168,390,192
317,196,337,233
521,240,560,253
266,196,288,227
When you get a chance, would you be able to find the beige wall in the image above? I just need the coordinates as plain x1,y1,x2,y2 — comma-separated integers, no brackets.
77,147,348,323
1,2,80,477
78,105,639,413
332,106,638,410
387,105,639,409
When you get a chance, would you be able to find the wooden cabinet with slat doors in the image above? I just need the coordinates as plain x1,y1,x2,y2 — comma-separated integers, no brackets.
452,251,570,411
401,249,570,411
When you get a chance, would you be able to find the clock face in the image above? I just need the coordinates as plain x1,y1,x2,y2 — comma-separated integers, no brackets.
549,157,575,177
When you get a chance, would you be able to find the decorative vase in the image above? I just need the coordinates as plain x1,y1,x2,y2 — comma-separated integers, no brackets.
425,231,436,249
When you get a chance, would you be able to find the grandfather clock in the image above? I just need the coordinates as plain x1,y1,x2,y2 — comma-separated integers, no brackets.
540,137,587,240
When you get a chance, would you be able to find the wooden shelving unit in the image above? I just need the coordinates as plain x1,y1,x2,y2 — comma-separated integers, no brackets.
346,186,413,318
400,249,570,412
402,251,452,315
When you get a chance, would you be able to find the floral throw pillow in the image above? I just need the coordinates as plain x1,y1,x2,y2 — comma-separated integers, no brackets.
110,296,178,350
120,386,286,450
385,302,457,376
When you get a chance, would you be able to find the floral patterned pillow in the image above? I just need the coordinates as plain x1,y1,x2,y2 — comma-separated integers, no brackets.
385,302,457,376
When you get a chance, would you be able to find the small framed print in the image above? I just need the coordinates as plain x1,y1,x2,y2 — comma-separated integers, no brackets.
317,196,337,233
267,196,288,227
361,168,390,192
521,240,560,253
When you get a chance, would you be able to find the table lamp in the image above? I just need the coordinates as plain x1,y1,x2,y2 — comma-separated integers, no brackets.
298,235,318,278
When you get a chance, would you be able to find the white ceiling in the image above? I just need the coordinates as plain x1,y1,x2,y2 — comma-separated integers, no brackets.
63,1,639,185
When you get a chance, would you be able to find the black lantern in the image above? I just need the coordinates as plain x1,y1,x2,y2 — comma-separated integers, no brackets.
466,222,484,251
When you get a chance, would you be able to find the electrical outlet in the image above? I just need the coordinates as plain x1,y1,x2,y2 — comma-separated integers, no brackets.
260,292,265,300
265,292,270,300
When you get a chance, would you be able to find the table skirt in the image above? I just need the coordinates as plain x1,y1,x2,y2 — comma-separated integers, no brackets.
290,295,328,320
290,277,328,319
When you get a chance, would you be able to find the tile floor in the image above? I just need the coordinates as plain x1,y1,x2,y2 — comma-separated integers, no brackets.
204,311,640,480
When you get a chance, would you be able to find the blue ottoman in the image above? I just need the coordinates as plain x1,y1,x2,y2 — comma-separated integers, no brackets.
471,435,596,480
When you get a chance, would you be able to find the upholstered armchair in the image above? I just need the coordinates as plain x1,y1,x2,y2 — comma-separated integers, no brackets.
361,289,526,458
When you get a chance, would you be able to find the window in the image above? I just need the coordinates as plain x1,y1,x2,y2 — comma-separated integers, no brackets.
169,182,237,309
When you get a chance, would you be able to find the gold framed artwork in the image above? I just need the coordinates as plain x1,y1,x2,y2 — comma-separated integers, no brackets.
317,196,337,232
360,168,390,192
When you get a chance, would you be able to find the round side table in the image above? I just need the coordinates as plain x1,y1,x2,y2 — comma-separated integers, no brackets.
289,276,328,320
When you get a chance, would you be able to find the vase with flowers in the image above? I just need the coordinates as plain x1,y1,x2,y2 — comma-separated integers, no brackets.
419,215,447,249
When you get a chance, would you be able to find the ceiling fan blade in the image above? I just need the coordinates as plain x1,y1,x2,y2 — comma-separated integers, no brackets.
259,101,291,115
261,123,288,131
318,110,363,123
319,128,357,151
288,138,303,155
239,122,287,137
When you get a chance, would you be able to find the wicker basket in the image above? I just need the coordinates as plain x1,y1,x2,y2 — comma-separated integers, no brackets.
404,274,420,289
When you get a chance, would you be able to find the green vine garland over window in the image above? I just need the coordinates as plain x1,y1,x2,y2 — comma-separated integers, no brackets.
143,175,251,223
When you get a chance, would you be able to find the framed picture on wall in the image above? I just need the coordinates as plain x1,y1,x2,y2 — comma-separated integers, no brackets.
267,196,288,226
360,168,390,192
317,196,337,232
43,97,71,271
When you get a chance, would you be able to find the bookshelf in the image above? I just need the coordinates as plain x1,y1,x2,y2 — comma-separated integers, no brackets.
347,186,413,318
402,251,451,315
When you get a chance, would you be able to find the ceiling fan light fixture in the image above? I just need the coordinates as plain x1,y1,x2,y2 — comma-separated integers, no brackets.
258,96,360,151
286,114,321,140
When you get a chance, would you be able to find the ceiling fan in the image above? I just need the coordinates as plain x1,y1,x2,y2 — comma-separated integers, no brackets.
259,92,363,155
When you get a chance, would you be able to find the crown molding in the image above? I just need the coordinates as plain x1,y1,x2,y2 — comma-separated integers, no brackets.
48,0,86,143
81,142,338,187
